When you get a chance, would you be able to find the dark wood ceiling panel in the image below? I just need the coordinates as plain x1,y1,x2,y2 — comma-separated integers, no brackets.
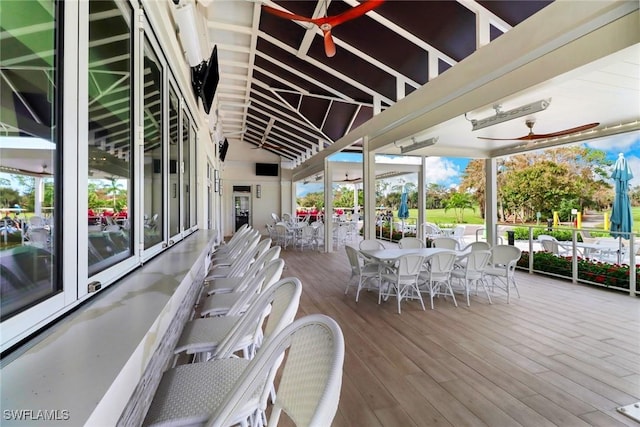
375,1,476,62
271,1,318,19
350,105,373,132
278,91,302,109
254,55,329,95
247,106,270,124
490,24,504,42
258,10,306,50
323,102,358,141
256,38,373,102
478,1,553,27
299,97,331,128
332,13,429,85
277,120,322,144
306,36,397,101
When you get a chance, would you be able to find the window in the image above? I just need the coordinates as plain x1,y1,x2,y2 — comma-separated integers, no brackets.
143,37,164,249
87,0,133,275
0,0,60,320
168,87,180,237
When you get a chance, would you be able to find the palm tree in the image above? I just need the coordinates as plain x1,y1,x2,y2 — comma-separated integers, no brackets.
442,192,475,223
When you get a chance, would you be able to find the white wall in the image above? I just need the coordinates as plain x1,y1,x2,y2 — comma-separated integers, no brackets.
221,140,283,236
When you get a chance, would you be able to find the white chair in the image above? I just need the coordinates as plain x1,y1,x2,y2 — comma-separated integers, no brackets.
344,245,381,302
206,235,262,279
206,245,281,295
398,237,425,249
451,250,493,306
274,222,295,249
199,258,285,318
418,251,458,309
359,239,386,270
451,225,466,247
538,234,576,256
431,237,458,250
173,277,302,364
379,254,426,314
313,223,325,251
485,245,522,303
295,225,316,251
423,222,443,240
460,241,491,253
143,315,345,427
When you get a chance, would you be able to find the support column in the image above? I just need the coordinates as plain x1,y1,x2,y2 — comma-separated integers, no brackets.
323,159,333,252
485,158,498,245
418,157,426,241
363,136,376,240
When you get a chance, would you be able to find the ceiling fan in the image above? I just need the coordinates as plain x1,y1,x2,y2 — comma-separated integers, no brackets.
478,119,599,141
252,142,285,150
338,172,360,183
262,0,385,57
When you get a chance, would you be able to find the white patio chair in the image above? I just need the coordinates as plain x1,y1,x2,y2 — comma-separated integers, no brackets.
295,225,316,251
451,225,467,247
344,245,381,302
199,258,285,318
485,245,522,303
206,245,281,295
379,253,426,314
274,222,295,249
431,237,458,250
450,250,492,306
418,250,458,309
206,235,262,279
173,277,302,364
143,315,344,427
398,237,425,249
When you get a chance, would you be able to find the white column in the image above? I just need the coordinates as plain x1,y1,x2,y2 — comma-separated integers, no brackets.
34,177,44,216
418,157,426,241
363,136,376,240
323,159,333,252
485,158,498,245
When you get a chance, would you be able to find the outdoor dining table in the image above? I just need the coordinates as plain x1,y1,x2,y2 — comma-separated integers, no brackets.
360,247,453,263
575,241,623,261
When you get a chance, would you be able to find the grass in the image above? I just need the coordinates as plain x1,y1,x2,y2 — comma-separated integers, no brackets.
392,206,640,233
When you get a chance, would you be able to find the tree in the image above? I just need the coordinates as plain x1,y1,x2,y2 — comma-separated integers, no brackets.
442,191,475,223
459,159,485,218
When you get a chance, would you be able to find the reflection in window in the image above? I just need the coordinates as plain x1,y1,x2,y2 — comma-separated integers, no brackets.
168,87,180,236
143,38,164,249
87,0,132,275
0,0,59,319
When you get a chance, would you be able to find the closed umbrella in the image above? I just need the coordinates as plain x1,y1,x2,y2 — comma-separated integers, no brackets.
398,187,409,236
609,153,633,263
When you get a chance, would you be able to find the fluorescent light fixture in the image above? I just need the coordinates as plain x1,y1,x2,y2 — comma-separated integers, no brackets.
174,3,203,67
470,99,551,131
400,137,438,154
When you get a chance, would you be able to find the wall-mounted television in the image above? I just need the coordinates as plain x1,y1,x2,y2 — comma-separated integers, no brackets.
191,45,219,115
255,162,279,177
219,138,229,162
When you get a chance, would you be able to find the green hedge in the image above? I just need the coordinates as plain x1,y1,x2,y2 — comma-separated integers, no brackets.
512,227,578,242
517,251,638,290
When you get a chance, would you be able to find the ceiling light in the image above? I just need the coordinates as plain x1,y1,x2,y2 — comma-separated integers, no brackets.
469,99,551,131
315,174,322,181
400,137,438,154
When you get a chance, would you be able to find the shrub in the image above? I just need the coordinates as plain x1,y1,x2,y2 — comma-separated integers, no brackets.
512,227,575,241
517,251,639,291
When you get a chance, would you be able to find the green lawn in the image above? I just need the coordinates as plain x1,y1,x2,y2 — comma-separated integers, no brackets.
394,206,640,233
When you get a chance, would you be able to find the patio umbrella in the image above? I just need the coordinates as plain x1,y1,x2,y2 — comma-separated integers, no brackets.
398,186,409,236
609,153,633,263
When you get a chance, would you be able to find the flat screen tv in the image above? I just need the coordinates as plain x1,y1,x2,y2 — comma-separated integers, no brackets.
219,138,229,162
191,45,219,115
255,162,279,177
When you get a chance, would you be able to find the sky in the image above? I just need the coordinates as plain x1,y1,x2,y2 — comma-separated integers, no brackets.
296,131,640,197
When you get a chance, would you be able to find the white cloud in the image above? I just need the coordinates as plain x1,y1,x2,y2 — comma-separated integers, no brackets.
585,131,640,153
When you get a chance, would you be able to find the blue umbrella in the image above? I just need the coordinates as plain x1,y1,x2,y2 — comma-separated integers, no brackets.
398,189,409,220
610,153,633,262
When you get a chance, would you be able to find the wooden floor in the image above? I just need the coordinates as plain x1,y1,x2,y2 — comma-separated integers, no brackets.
277,245,640,427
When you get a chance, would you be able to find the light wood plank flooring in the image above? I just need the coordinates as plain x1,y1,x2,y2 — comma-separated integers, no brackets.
276,245,640,426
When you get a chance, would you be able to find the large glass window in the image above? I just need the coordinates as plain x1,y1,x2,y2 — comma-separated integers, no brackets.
143,37,164,249
0,0,60,319
168,87,180,237
87,0,133,275
182,113,190,232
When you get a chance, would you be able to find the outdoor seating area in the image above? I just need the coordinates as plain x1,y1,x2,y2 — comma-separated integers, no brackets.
276,242,640,426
